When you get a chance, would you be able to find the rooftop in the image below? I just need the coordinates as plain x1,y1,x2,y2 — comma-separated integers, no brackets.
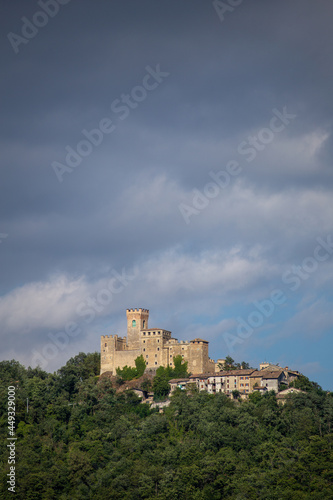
141,328,171,332
250,370,284,379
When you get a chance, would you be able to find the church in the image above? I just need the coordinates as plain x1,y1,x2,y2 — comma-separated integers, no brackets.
100,308,216,375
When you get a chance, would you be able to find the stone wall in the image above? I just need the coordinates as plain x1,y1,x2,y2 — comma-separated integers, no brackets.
100,309,215,376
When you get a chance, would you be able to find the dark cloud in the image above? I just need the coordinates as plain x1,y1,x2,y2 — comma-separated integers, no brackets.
0,0,332,388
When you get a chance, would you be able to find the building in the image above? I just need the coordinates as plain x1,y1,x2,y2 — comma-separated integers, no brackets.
169,378,190,393
190,369,255,396
188,367,300,398
100,308,216,375
276,387,305,404
250,369,287,392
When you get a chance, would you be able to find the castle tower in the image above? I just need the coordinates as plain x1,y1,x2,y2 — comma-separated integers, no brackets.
126,308,149,349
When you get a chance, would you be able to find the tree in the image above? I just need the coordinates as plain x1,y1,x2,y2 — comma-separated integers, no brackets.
152,374,170,400
219,356,235,371
140,378,152,392
116,355,146,381
116,365,137,381
218,357,252,371
172,355,189,378
289,375,319,392
232,390,240,399
134,355,146,378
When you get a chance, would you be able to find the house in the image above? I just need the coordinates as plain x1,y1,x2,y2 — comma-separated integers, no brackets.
250,370,287,392
169,378,190,394
189,369,255,396
276,387,305,404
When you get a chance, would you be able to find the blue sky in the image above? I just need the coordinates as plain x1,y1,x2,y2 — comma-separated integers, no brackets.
1,0,333,389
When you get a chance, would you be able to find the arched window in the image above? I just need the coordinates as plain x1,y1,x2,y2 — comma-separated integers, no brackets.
132,320,136,327
143,320,145,328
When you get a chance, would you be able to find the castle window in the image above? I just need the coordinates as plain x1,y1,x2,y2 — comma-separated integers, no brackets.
143,348,145,352
148,332,151,336
143,340,145,343
143,320,145,328
155,354,157,357
146,355,148,358
153,332,155,335
157,348,160,351
146,361,148,365
143,332,146,336
105,343,107,347
155,362,157,365
132,320,136,327
157,339,160,343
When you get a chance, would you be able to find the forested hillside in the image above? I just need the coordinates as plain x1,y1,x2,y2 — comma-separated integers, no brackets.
0,353,332,499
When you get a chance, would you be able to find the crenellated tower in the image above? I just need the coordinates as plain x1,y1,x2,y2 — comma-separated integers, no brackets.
126,308,149,349
100,307,214,376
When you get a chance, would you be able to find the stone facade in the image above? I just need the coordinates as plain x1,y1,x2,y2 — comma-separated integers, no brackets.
188,367,299,397
100,308,215,375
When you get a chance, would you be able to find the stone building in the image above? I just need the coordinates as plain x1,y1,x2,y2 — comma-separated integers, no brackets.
249,369,287,392
100,308,216,375
189,369,254,396
188,367,300,397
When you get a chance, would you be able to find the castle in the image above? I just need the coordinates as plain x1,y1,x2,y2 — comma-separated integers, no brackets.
100,308,216,375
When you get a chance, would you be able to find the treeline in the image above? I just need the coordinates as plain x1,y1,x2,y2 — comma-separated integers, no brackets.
0,353,332,499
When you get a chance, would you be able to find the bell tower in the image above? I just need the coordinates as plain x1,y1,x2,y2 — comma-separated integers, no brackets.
126,308,149,349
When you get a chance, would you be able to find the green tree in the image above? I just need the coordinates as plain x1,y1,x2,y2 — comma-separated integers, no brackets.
116,355,146,381
115,365,137,381
134,355,146,378
218,355,235,371
172,355,189,378
152,369,170,400
232,390,240,399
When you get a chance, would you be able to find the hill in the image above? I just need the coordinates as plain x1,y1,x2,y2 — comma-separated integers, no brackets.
0,353,332,499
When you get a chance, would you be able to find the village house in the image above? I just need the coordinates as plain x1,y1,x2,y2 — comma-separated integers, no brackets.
276,387,305,404
180,366,300,398
250,369,288,392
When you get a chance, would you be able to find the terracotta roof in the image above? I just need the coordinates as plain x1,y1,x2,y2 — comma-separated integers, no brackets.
190,369,256,378
250,370,284,379
169,378,190,383
216,369,256,376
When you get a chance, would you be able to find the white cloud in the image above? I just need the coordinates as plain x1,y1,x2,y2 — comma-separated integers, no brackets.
133,246,272,297
0,275,90,333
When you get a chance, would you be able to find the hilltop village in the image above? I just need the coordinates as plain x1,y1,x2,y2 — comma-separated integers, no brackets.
101,308,301,398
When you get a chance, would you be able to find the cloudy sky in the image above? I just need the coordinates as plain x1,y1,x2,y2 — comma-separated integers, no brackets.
1,0,333,389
